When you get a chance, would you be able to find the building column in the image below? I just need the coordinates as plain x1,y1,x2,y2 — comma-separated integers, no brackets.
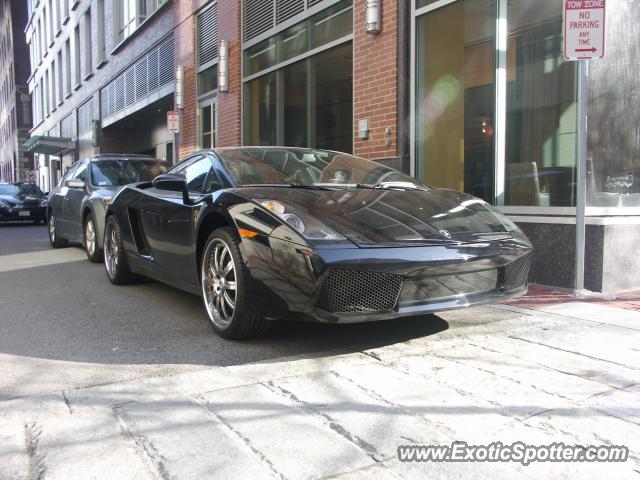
352,0,399,165
174,0,198,159
216,0,242,147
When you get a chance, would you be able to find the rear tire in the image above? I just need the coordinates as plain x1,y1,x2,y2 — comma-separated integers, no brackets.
84,212,103,263
201,228,270,339
48,212,68,248
104,216,138,284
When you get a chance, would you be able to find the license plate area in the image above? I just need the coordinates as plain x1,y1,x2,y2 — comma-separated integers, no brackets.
19,210,31,217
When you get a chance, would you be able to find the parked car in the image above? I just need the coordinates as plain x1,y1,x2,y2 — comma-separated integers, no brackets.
47,154,170,262
0,182,47,224
103,147,533,339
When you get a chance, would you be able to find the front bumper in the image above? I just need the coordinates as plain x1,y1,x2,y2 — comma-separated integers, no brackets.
241,236,533,324
0,206,46,221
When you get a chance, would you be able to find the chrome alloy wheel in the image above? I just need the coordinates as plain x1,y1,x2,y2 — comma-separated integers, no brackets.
104,222,119,278
49,214,56,241
85,219,96,256
202,238,237,327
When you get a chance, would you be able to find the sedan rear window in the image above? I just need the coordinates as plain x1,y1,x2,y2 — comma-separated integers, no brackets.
91,160,169,187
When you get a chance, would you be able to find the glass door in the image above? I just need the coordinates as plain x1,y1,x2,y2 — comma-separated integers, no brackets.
199,98,217,149
415,0,495,201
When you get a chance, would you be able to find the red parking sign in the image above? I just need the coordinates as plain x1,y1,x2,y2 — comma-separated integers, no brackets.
563,0,606,60
167,110,180,133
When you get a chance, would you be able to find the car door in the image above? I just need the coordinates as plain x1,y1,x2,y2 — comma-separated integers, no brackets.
62,162,88,241
141,155,215,284
50,164,77,236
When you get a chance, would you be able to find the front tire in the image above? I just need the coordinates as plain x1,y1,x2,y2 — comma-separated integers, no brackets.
48,212,68,248
201,228,269,339
84,213,103,263
104,216,137,284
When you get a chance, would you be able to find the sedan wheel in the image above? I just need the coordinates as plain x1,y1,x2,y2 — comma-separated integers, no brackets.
200,228,269,339
84,215,103,263
48,213,68,248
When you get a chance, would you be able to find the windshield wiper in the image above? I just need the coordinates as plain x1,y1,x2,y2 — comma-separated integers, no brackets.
243,183,336,191
353,182,427,191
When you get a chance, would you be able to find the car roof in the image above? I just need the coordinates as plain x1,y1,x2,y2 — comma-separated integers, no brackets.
87,154,163,162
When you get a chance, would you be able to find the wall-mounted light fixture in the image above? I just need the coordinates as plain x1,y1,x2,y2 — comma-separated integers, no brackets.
175,65,184,109
218,40,229,93
365,0,381,34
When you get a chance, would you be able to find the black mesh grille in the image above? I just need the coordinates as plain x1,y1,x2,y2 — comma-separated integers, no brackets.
499,254,531,292
315,269,403,313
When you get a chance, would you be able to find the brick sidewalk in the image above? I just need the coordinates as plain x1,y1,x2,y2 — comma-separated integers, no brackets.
505,285,640,312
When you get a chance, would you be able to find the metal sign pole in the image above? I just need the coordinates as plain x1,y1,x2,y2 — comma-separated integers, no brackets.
574,59,589,295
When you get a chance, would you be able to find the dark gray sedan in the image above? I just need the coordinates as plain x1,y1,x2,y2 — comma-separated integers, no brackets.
47,154,170,262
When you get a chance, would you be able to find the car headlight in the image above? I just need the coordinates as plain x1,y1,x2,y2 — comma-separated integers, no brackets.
101,197,112,208
510,227,530,244
0,199,10,209
256,199,345,241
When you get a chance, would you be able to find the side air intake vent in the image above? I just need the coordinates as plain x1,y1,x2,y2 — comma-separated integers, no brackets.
499,254,531,292
316,269,403,313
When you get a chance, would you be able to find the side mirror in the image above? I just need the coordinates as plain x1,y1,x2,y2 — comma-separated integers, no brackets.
65,179,85,189
152,174,191,205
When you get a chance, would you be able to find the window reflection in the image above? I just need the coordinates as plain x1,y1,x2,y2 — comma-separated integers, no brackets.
505,0,577,206
415,0,495,201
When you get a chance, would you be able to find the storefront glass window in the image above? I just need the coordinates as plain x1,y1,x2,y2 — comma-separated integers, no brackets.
279,23,308,63
283,61,308,147
313,43,353,153
243,2,353,152
245,38,277,76
310,1,353,49
587,0,640,207
245,72,277,146
505,0,577,206
415,0,495,201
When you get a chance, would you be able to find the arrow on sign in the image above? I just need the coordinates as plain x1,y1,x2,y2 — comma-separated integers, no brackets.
575,47,597,53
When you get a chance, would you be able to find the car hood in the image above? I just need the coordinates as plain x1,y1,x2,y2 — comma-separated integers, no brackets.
0,193,44,206
92,185,123,197
239,187,517,247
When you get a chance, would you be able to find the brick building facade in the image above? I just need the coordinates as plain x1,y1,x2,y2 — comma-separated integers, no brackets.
0,0,33,182
22,0,640,293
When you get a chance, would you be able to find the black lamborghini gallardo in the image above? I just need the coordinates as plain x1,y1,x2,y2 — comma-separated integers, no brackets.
103,147,532,338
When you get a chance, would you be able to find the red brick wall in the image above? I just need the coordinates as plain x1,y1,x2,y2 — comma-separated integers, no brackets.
174,0,242,158
174,0,200,158
352,0,398,160
216,0,242,148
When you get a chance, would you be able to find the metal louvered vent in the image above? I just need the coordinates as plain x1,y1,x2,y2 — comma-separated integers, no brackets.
60,114,74,139
124,67,135,107
498,254,531,292
135,57,148,101
148,48,159,91
77,100,93,134
316,269,403,314
198,3,218,66
307,0,324,7
277,0,305,23
100,37,174,121
158,39,174,85
244,0,274,41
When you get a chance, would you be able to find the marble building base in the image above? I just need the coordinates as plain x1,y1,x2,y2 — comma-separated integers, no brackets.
518,222,640,294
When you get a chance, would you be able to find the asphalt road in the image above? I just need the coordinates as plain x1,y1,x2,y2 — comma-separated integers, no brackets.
0,223,515,400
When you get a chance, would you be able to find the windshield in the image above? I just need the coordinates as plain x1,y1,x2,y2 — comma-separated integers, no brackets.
216,148,429,189
90,160,169,187
0,183,44,197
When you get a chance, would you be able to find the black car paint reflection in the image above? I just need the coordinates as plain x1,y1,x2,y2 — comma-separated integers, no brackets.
106,147,532,325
